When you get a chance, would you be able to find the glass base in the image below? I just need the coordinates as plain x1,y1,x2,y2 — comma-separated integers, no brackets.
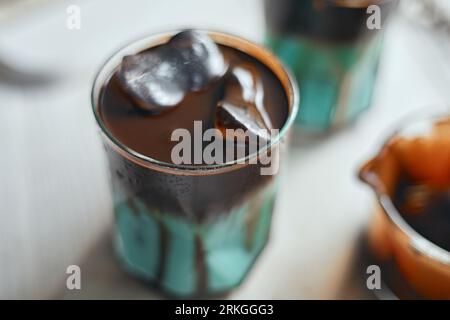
113,187,277,298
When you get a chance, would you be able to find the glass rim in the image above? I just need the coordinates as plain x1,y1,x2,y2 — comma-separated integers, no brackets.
91,29,299,174
360,107,450,264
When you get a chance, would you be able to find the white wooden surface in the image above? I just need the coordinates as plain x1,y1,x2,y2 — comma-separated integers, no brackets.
0,0,449,299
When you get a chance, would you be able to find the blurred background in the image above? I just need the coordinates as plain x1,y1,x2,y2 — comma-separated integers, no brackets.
0,0,449,299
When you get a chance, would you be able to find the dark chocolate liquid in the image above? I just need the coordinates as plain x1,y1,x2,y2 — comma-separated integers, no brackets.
98,45,288,164
394,176,450,252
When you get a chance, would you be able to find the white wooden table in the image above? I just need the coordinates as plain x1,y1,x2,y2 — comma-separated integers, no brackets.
0,0,449,299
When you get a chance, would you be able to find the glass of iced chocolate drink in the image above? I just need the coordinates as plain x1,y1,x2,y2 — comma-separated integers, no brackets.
91,30,298,297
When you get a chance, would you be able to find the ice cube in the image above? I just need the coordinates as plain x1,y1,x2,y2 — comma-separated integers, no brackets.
216,101,271,143
224,64,256,103
223,64,273,130
116,30,227,113
215,64,273,144
169,30,227,91
117,47,189,113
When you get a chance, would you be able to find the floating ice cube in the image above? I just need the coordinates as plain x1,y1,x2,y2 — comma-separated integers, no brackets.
216,101,271,143
222,64,273,129
117,47,189,113
215,64,273,143
169,30,227,91
117,30,227,113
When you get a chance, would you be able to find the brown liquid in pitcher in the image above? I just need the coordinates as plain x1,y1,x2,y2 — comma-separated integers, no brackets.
378,118,450,251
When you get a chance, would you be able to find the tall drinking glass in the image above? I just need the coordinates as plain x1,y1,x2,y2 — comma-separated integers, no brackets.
91,31,299,298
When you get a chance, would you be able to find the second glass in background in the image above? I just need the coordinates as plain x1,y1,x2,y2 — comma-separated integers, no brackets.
265,0,398,132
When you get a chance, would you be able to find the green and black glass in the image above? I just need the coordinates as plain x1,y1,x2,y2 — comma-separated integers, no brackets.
91,31,298,298
265,0,397,132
